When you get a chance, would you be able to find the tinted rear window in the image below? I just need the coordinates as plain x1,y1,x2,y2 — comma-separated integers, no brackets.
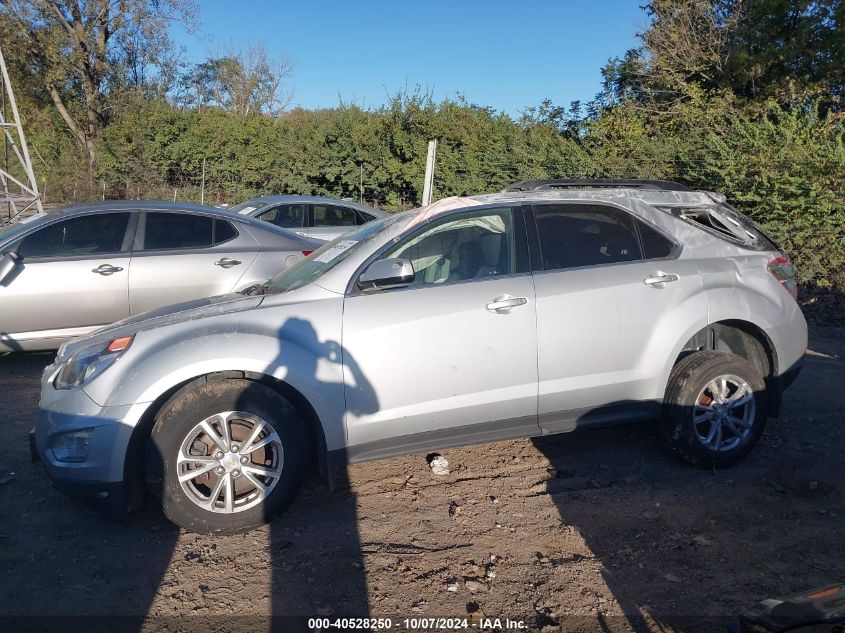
313,204,358,227
535,204,642,270
144,213,212,249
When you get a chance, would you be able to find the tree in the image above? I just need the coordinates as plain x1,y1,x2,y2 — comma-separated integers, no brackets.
599,0,844,110
176,43,293,116
0,0,196,175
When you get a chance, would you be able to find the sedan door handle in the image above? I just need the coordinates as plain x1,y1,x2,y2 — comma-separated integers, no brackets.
486,295,528,313
214,257,242,269
643,271,680,288
91,264,123,276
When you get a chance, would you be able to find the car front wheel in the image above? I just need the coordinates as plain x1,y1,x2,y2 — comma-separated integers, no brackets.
147,379,308,534
661,351,768,468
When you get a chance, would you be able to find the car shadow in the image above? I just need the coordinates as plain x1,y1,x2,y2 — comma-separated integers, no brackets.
139,316,377,631
1,316,377,632
528,360,842,632
0,351,183,633
530,393,766,632
259,317,377,630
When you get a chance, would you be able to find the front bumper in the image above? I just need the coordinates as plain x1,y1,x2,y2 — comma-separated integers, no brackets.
34,381,149,515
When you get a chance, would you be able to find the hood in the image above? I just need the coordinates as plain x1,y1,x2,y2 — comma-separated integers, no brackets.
58,293,264,360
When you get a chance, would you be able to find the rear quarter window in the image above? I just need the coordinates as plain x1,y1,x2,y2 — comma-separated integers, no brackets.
674,205,779,252
638,221,675,259
213,220,238,245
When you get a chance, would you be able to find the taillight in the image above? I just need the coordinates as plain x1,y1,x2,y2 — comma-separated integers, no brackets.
767,254,798,299
301,250,313,256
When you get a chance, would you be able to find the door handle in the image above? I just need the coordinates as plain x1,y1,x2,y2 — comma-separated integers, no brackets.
91,264,123,276
486,294,528,313
214,257,242,269
643,271,680,288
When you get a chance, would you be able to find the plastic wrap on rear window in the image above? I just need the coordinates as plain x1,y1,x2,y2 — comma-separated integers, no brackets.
670,205,779,252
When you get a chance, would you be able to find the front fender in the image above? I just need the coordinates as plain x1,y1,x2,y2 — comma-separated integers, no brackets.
82,295,348,453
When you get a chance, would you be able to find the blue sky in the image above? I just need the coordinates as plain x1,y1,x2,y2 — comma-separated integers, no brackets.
171,1,648,116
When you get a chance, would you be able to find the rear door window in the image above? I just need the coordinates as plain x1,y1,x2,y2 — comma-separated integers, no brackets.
313,204,358,227
534,204,642,271
18,213,130,258
257,204,305,229
142,213,236,250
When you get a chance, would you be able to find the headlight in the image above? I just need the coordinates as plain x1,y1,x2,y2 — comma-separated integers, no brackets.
54,335,134,390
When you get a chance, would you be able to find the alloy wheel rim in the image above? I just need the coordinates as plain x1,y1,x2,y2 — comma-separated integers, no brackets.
177,411,283,513
693,374,756,452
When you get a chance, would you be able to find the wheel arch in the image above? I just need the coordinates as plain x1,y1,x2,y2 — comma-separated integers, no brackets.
672,319,780,414
122,370,330,510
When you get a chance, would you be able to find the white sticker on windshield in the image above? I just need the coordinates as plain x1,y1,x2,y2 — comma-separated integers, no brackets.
20,213,47,224
314,240,358,263
238,206,257,215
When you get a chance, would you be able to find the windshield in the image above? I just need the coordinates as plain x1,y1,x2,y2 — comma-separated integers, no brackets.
0,213,48,246
229,200,264,214
267,212,407,293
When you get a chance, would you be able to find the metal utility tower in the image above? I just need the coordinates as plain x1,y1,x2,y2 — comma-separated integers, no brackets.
0,44,43,223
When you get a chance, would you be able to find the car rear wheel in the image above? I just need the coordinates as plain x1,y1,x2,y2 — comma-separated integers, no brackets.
661,351,767,468
147,379,308,534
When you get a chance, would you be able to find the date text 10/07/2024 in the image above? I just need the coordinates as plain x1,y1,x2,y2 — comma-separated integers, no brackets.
307,617,528,630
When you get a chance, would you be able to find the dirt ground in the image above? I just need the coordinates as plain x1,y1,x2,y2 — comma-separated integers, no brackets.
1,328,843,633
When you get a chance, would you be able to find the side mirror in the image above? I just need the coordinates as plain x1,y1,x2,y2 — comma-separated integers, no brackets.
357,258,415,291
0,252,19,284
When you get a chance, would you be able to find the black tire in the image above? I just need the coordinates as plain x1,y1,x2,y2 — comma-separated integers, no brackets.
146,378,308,534
661,351,767,468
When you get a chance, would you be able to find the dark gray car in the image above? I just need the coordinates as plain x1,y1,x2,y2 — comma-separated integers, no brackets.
230,195,386,241
0,200,321,351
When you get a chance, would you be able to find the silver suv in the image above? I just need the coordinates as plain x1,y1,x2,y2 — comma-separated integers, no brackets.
32,180,807,534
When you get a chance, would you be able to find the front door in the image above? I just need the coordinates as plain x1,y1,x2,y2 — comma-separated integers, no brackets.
341,205,540,461
0,212,132,349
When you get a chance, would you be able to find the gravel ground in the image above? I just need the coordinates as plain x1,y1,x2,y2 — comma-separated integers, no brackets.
0,328,843,633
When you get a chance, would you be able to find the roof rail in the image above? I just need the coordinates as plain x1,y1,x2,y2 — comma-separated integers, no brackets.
503,179,693,193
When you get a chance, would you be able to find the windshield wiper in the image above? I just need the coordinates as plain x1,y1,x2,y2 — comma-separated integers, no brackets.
239,282,270,296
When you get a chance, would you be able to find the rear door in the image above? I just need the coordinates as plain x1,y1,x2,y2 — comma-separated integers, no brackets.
0,212,133,347
529,202,706,432
307,203,362,241
127,212,259,314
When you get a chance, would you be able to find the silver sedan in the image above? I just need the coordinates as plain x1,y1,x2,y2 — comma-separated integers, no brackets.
230,195,386,241
0,200,321,352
